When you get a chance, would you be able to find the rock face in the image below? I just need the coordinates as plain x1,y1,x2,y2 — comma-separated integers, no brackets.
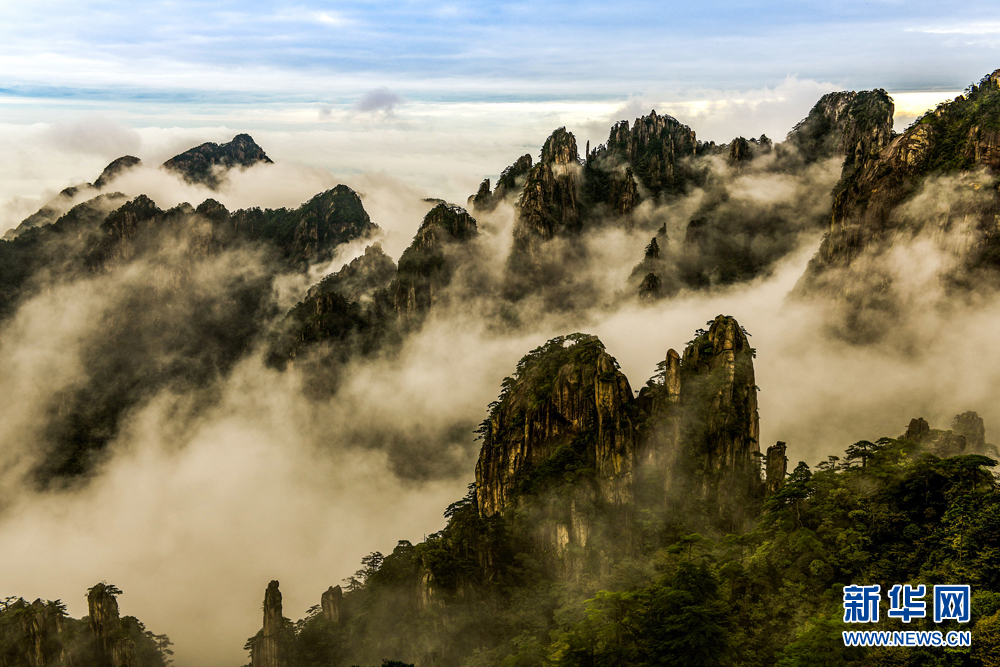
0,585,168,667
600,111,699,197
392,203,478,322
276,185,377,267
765,442,788,494
637,315,761,527
510,128,582,258
320,586,345,624
793,74,1000,335
250,581,293,667
475,315,761,532
906,417,931,442
903,412,991,457
88,583,138,667
162,133,272,188
0,598,68,667
728,137,754,165
475,334,639,518
785,90,894,168
953,412,986,452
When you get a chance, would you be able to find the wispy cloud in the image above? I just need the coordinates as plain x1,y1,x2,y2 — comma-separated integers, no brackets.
907,22,1000,35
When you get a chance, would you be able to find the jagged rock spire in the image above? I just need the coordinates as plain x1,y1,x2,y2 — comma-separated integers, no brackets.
250,581,293,667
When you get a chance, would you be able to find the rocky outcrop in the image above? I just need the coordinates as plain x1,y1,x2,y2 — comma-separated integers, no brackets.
392,203,478,322
162,133,272,188
0,598,69,667
902,412,991,457
93,156,142,190
509,129,582,259
242,185,378,268
475,316,761,527
89,195,164,270
638,316,761,527
599,111,699,197
0,586,167,667
320,586,345,624
785,90,894,168
630,227,675,300
791,76,1000,331
307,242,396,303
475,334,639,518
469,178,493,211
540,128,578,165
249,582,293,667
765,442,788,494
728,137,754,165
470,155,535,213
905,417,930,443
608,166,639,219
953,412,986,452
87,583,137,667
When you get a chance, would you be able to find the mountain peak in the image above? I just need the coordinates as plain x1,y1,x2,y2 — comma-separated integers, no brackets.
161,133,273,188
94,155,142,189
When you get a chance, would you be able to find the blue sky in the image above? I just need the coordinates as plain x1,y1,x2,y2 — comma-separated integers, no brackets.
2,0,999,232
2,0,998,103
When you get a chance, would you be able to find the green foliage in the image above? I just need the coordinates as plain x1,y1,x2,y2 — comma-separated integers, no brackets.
246,419,1000,667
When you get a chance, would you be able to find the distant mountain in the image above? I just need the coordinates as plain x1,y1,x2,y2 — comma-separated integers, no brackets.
4,133,272,242
0,185,377,484
3,156,141,241
161,133,272,187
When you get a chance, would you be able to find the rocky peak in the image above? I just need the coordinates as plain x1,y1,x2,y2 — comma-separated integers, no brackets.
286,185,377,266
511,157,580,255
320,585,345,624
906,417,930,442
392,203,478,320
469,178,492,211
496,154,534,193
638,315,761,527
953,412,986,452
475,334,638,518
308,242,397,302
90,195,164,270
540,127,579,165
250,581,293,667
728,137,754,165
793,72,1000,327
87,583,137,667
764,442,788,494
470,154,535,213
94,156,142,190
901,413,993,458
603,110,698,197
161,133,273,188
786,90,894,168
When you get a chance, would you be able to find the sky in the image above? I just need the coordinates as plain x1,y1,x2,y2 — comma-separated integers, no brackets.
2,0,999,234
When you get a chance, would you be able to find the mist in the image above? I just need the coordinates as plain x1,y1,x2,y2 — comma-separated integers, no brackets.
3,90,1000,667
